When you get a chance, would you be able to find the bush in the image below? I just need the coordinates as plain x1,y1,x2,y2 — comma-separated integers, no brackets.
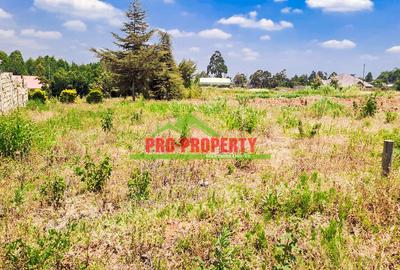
385,112,397,123
128,168,151,202
86,89,104,104
28,89,47,103
309,98,346,118
101,109,114,132
0,114,34,158
4,229,71,270
360,94,377,118
75,155,112,192
40,176,66,208
226,106,260,134
59,89,77,103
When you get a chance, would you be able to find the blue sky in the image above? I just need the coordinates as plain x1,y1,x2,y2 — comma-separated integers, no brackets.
0,0,399,77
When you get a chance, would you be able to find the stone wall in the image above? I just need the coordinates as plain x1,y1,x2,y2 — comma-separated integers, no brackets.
0,73,28,113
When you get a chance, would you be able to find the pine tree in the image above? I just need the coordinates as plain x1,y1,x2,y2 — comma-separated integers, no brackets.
178,59,197,88
92,0,158,101
149,32,183,100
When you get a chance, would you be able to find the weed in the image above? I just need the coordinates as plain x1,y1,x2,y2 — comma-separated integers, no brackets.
40,176,66,208
298,121,322,138
226,106,260,133
130,109,143,124
245,223,268,251
4,229,71,270
263,173,334,219
212,226,236,270
75,155,112,192
321,220,343,267
128,168,151,202
360,94,377,118
101,109,114,132
309,98,346,118
385,111,397,123
0,114,34,158
277,108,300,130
273,230,299,270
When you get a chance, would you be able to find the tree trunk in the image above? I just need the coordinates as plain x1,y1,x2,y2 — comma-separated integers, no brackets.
131,79,136,101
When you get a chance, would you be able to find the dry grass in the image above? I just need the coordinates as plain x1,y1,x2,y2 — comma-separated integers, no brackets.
0,89,399,269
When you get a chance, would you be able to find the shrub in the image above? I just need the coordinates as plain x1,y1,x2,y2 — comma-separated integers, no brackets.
59,89,77,103
277,107,300,129
385,112,397,123
359,94,377,118
101,109,114,132
0,114,34,158
40,176,66,208
130,110,143,124
226,106,259,133
75,155,112,192
128,168,151,202
28,89,47,103
298,121,322,138
4,229,71,270
309,98,346,118
86,89,104,104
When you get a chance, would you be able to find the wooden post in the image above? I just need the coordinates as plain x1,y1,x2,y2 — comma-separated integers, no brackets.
382,140,394,177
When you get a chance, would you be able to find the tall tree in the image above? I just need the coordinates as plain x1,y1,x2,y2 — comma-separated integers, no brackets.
365,72,373,82
178,59,197,88
92,0,158,101
233,73,248,88
7,50,27,75
207,51,228,78
149,32,183,100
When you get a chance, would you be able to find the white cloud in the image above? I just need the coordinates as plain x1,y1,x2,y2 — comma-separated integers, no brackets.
0,29,15,38
167,29,195,38
0,8,12,19
386,46,400,54
198,28,232,40
21,28,62,39
260,35,271,41
189,47,200,53
63,20,87,32
281,7,303,14
242,48,260,61
34,0,123,26
321,39,356,49
306,0,373,12
360,54,379,60
0,29,48,50
218,11,293,31
163,0,175,4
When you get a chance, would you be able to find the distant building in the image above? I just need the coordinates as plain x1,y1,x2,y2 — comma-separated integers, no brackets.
322,74,373,89
12,75,43,90
199,78,231,87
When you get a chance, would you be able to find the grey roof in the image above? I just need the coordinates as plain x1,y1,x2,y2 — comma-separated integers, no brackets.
322,74,373,88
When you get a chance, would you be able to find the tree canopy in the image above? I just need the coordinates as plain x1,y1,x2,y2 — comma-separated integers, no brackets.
207,51,228,78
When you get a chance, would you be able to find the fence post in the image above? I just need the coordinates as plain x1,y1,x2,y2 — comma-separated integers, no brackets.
382,140,394,177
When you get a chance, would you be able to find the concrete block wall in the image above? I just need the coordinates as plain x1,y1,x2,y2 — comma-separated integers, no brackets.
0,73,28,113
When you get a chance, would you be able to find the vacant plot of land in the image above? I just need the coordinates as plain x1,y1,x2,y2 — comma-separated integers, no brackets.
0,88,399,269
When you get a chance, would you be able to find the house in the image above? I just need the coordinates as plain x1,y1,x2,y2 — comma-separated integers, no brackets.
12,75,43,90
322,74,373,89
199,78,232,87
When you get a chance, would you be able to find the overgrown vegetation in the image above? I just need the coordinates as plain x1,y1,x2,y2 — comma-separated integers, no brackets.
75,155,112,192
0,113,34,157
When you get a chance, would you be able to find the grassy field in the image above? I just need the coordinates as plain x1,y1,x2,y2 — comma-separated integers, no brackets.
1,87,400,269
